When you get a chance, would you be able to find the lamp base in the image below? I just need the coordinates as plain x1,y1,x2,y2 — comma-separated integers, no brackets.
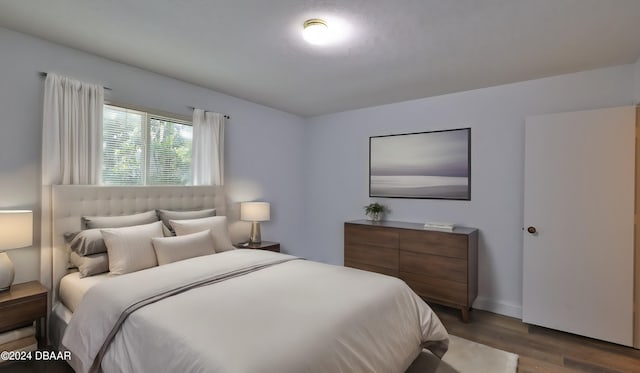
0,251,15,292
249,221,262,244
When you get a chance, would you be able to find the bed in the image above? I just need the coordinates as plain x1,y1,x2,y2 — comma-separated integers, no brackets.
46,185,449,373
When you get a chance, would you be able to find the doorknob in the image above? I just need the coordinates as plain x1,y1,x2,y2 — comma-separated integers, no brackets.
527,226,537,234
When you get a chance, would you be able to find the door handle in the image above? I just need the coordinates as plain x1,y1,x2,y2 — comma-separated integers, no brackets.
526,226,537,234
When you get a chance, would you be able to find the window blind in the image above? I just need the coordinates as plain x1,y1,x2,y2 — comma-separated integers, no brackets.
102,105,193,186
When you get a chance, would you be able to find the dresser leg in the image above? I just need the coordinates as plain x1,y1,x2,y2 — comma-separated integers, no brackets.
461,308,470,323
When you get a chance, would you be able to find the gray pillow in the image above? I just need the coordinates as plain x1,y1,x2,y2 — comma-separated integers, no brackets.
151,229,215,265
69,252,109,278
82,210,159,229
157,208,216,235
65,229,107,256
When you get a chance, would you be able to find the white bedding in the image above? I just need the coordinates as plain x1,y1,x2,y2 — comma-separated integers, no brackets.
59,272,110,312
63,249,449,373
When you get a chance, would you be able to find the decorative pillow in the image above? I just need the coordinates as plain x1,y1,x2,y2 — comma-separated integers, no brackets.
69,252,109,278
151,229,215,265
82,210,159,230
65,229,108,256
170,216,235,252
157,208,216,236
101,221,164,275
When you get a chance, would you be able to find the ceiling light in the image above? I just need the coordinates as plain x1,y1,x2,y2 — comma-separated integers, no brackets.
303,19,329,45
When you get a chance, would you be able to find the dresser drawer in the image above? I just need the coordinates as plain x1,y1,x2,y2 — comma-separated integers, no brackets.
401,272,468,306
345,243,398,270
345,260,399,278
400,250,467,283
344,220,478,322
0,295,46,332
345,224,399,249
399,230,467,259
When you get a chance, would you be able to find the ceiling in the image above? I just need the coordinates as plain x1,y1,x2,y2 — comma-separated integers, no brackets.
1,1,639,117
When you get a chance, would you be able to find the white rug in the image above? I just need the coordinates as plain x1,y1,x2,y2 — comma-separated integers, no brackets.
406,335,519,373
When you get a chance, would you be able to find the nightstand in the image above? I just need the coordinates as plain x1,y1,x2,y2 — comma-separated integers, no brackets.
238,241,280,252
0,281,47,347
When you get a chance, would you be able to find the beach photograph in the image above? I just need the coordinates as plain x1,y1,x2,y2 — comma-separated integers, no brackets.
369,128,470,199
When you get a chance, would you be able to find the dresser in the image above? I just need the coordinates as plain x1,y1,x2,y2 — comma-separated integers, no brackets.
344,220,478,321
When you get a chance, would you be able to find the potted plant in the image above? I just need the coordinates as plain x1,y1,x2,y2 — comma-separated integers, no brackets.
364,202,386,222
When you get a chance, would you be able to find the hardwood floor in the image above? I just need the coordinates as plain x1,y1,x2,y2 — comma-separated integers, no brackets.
432,304,640,373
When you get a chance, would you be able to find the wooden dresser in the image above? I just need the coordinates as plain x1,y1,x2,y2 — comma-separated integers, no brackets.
344,220,478,321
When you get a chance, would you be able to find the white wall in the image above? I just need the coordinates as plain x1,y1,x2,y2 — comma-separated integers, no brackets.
635,56,640,104
304,64,637,317
0,27,307,284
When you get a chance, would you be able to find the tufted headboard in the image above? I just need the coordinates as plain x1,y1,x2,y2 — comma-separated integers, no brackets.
45,185,226,305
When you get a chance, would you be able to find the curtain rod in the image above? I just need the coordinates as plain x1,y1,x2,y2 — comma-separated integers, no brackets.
38,72,113,91
187,105,230,119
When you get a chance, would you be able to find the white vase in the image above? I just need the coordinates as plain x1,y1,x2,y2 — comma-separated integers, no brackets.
0,251,15,291
368,212,382,222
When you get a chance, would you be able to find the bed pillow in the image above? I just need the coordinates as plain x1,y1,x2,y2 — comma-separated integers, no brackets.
82,210,159,230
170,216,235,252
69,252,109,278
151,229,215,265
157,208,216,236
65,229,107,256
101,221,164,275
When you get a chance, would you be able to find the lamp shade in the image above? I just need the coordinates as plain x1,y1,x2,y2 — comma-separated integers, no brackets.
240,202,270,222
0,210,33,250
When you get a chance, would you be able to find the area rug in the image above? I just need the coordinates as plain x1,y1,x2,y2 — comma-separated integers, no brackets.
406,334,519,373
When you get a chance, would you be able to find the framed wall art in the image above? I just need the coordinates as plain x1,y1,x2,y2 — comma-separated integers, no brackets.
369,128,471,200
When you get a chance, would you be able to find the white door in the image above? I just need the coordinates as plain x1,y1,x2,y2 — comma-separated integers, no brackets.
523,106,635,347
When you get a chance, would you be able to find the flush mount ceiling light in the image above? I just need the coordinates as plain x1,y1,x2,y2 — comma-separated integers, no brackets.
303,19,329,45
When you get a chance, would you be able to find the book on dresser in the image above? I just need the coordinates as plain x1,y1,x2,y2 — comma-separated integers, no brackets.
344,220,478,322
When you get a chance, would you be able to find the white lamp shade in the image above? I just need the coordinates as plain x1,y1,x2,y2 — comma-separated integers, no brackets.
0,210,33,250
240,202,270,222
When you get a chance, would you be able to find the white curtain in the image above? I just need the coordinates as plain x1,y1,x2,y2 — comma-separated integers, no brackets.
42,73,104,185
192,109,225,185
40,74,103,304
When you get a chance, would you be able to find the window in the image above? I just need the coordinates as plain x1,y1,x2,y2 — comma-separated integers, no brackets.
102,105,193,185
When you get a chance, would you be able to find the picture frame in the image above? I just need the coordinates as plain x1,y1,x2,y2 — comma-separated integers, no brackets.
369,128,471,200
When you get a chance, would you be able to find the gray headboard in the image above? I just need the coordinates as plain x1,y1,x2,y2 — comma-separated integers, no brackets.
44,185,226,306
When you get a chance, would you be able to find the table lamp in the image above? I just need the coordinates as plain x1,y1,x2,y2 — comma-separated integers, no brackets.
240,202,270,244
0,210,33,292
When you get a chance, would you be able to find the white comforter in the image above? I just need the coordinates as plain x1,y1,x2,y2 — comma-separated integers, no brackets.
63,249,449,373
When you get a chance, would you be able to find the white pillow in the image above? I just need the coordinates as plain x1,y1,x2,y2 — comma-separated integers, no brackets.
151,229,215,265
101,221,164,275
170,216,235,252
69,252,109,278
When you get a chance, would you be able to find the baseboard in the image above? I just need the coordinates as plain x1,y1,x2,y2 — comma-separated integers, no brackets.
472,296,522,319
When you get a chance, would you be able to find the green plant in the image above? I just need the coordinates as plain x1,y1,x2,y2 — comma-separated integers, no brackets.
364,202,386,215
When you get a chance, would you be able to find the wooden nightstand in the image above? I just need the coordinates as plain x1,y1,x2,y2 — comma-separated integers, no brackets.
237,241,280,252
0,281,47,347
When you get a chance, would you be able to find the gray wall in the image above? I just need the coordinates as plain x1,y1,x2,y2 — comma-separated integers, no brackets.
0,27,307,283
635,57,640,104
2,25,638,319
304,64,636,317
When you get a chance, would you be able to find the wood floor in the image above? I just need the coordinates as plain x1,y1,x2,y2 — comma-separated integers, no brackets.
432,305,640,373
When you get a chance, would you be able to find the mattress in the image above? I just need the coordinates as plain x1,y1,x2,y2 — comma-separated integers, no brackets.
59,272,110,312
